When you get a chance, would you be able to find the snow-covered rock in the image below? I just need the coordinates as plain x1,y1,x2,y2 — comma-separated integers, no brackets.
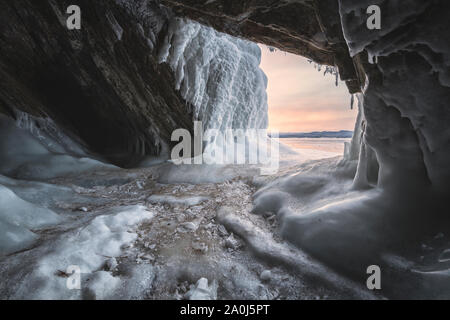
260,270,273,282
0,184,62,255
84,271,121,300
225,234,240,250
185,278,218,300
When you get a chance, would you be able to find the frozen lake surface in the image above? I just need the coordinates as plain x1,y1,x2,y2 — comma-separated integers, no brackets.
281,138,349,156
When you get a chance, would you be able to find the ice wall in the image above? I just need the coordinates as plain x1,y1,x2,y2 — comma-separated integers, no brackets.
158,18,269,132
273,1,450,297
339,0,450,194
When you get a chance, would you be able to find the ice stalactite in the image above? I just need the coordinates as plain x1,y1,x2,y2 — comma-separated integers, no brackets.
345,93,379,189
345,94,364,161
158,18,268,132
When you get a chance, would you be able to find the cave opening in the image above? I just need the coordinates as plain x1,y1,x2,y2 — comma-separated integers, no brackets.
259,45,358,162
0,0,449,301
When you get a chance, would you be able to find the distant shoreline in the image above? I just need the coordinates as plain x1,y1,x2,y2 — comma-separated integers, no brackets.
271,130,353,139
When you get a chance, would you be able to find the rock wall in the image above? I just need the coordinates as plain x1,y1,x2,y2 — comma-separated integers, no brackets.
161,0,362,93
0,0,193,167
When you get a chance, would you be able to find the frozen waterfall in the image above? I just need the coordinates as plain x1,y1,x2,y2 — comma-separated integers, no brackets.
158,18,269,132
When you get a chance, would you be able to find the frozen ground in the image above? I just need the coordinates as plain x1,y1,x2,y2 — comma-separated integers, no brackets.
0,119,379,300
0,127,448,299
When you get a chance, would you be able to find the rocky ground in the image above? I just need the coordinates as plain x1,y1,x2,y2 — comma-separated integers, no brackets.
16,160,372,300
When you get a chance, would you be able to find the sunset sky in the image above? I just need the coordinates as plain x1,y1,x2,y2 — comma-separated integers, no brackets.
259,45,358,133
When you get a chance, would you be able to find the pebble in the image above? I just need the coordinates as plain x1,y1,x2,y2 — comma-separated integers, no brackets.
225,235,239,250
105,257,118,271
178,222,198,232
141,254,155,262
218,225,229,237
260,270,272,282
192,242,208,253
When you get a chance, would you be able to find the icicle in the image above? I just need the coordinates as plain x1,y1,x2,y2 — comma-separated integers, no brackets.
368,53,378,65
316,65,340,87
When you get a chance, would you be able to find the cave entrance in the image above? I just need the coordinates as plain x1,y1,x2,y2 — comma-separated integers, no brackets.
259,45,358,161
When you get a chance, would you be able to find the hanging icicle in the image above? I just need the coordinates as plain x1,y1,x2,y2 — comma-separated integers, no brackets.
319,65,340,87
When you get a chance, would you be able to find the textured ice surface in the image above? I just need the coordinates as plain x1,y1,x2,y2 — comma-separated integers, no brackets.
9,205,154,299
340,0,450,191
0,114,118,256
159,18,268,131
0,184,62,255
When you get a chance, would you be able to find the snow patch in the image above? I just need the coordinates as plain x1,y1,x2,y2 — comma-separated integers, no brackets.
12,205,154,299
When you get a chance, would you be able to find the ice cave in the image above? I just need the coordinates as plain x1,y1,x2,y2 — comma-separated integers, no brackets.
0,0,449,301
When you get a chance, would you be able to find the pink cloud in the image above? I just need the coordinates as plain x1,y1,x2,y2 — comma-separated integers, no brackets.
259,45,358,132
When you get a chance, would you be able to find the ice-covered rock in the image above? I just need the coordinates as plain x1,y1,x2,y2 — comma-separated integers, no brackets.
339,0,450,192
259,1,450,298
0,184,62,255
260,270,273,282
192,241,208,254
105,258,118,272
225,234,240,250
9,205,154,299
178,221,199,233
185,278,218,300
252,191,289,217
159,18,268,132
